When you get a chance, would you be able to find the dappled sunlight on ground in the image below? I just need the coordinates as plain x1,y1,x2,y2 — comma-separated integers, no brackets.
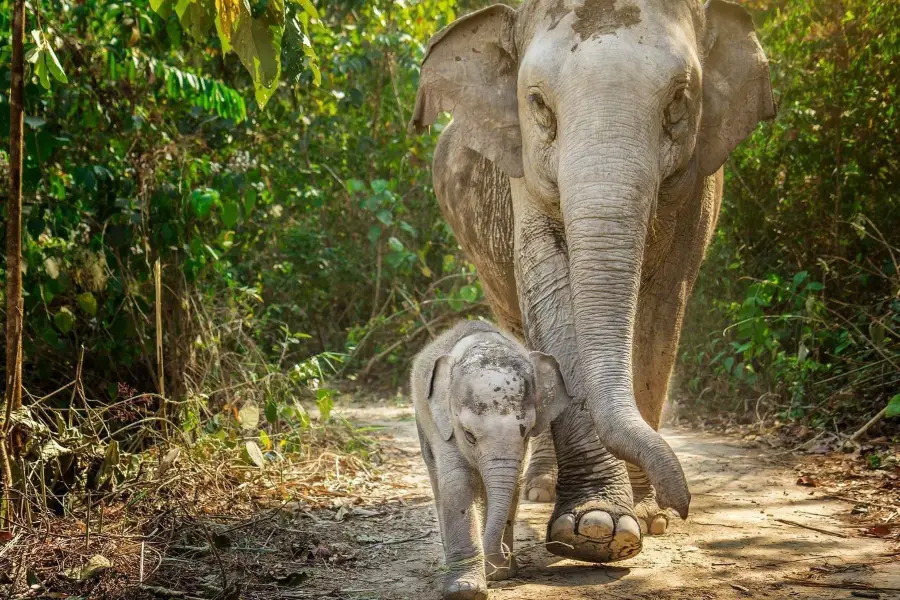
334,401,899,599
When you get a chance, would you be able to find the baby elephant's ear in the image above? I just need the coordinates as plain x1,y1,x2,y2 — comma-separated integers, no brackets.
529,351,573,436
426,354,455,441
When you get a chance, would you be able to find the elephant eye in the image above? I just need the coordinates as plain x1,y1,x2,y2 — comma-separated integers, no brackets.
528,91,557,141
463,428,477,445
665,88,690,127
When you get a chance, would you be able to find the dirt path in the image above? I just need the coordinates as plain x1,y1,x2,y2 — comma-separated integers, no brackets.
323,401,899,600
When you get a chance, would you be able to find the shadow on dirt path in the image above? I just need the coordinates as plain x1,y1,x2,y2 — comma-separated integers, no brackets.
328,401,899,600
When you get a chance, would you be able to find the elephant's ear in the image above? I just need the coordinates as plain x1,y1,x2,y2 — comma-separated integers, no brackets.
529,351,573,436
426,354,455,441
698,0,776,176
408,4,523,178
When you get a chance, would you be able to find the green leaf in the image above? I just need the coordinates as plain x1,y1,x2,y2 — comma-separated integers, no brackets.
308,61,321,87
53,307,75,333
375,209,393,225
222,200,240,228
45,45,68,84
387,237,403,253
459,284,479,303
35,52,51,90
259,429,272,451
264,401,278,424
177,0,217,40
367,225,381,245
292,0,319,19
227,0,285,107
190,189,217,218
791,270,808,291
244,189,258,214
77,292,98,316
886,394,900,419
316,388,333,422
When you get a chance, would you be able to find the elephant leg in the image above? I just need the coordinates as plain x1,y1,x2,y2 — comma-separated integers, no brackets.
419,426,487,600
524,430,556,502
627,462,669,535
513,198,641,563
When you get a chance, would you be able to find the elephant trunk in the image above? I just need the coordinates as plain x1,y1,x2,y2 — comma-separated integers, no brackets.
480,457,520,572
558,121,691,518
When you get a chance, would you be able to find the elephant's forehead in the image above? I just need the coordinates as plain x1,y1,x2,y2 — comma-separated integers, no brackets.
460,367,529,417
519,0,698,44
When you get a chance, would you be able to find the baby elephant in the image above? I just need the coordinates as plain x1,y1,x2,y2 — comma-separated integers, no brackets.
412,320,572,600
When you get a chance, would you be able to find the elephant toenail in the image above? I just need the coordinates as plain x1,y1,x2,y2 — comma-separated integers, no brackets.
550,513,576,539
615,515,641,540
578,511,615,539
650,516,668,535
638,518,649,534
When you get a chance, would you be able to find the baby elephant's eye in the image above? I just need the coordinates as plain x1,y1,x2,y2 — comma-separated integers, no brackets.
463,429,477,445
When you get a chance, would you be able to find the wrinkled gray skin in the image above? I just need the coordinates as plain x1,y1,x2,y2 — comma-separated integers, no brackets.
412,320,580,600
410,0,775,563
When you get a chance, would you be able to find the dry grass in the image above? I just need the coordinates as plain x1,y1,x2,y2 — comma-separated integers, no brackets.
0,414,401,600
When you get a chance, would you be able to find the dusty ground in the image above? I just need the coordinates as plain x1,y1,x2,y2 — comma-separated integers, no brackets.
311,401,900,600
19,398,892,600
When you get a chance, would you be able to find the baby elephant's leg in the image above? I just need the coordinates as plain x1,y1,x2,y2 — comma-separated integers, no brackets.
422,438,487,600
484,482,520,581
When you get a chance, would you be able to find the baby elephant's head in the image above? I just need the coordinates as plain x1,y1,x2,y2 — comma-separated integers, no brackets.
426,336,573,465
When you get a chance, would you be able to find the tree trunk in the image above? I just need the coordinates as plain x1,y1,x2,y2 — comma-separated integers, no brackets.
2,0,26,530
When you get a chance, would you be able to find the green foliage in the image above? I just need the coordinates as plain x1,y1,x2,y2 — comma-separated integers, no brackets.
151,0,321,106
679,0,900,431
0,0,484,438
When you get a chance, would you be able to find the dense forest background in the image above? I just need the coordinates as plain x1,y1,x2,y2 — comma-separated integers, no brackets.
0,0,897,449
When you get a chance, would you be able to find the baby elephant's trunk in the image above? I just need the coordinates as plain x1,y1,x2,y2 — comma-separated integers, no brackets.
481,456,520,576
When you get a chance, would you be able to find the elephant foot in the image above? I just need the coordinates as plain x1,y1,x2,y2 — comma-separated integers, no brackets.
634,492,669,535
525,473,555,502
626,463,669,535
546,498,642,563
443,565,488,600
484,552,518,581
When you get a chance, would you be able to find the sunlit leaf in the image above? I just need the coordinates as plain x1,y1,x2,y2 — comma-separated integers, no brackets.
45,45,68,84
239,400,260,430
292,0,319,19
77,292,98,316
35,51,51,89
886,395,900,419
53,307,75,333
244,440,265,467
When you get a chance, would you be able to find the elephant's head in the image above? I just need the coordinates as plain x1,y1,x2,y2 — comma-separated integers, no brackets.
411,0,775,517
427,337,571,567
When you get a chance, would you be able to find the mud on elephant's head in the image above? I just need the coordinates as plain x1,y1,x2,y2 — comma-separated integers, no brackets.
427,338,572,462
410,0,775,517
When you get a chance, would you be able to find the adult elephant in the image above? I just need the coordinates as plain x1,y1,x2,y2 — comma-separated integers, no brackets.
410,0,774,564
